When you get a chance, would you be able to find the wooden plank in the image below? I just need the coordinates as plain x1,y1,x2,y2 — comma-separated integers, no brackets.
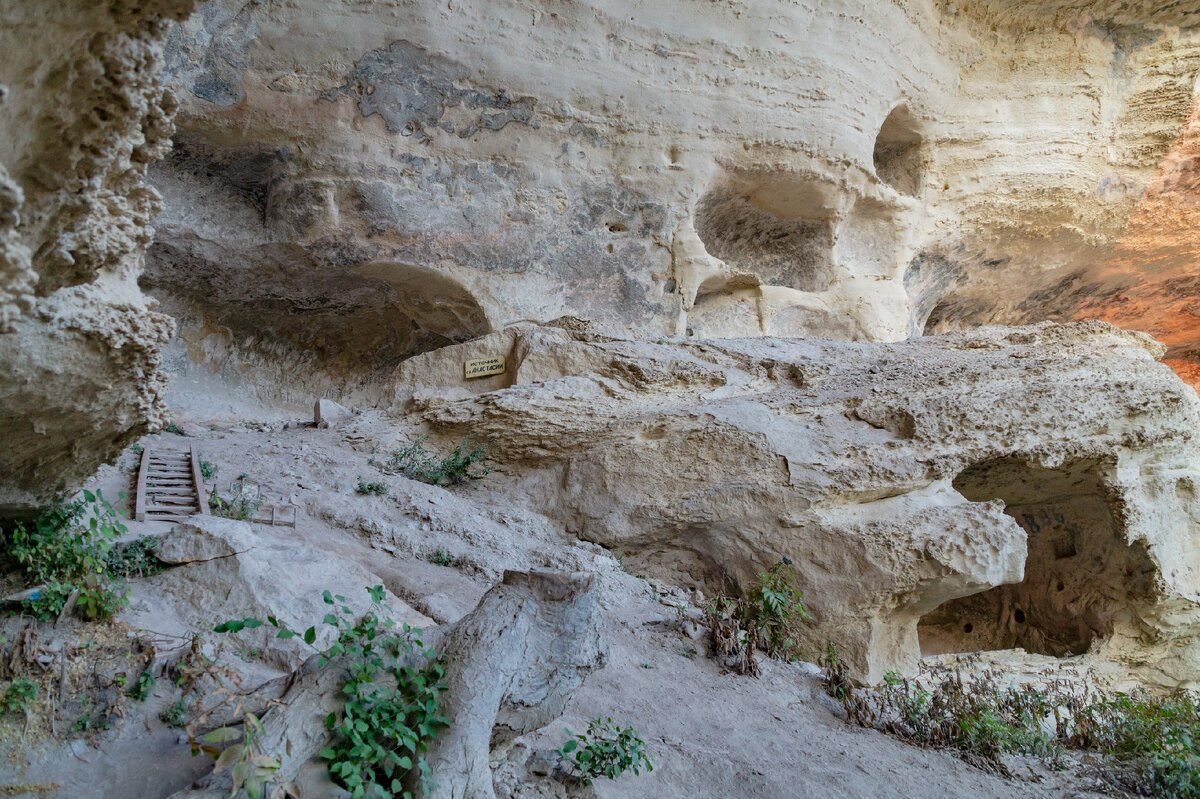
147,496,197,506
191,445,210,516
140,487,196,495
134,447,151,522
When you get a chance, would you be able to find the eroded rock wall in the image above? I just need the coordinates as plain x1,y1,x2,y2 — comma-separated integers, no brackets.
396,321,1200,684
150,0,1200,398
0,0,197,511
147,0,960,403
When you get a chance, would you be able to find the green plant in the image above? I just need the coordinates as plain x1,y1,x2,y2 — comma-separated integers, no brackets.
556,717,653,785
215,586,448,798
381,437,490,487
194,712,281,799
744,561,812,659
200,460,217,481
5,490,130,621
705,560,812,675
105,535,163,579
127,671,156,702
1,678,37,715
164,422,187,436
209,476,264,521
426,549,455,567
356,478,389,496
827,660,1200,795
1073,691,1200,797
161,697,189,728
75,580,130,622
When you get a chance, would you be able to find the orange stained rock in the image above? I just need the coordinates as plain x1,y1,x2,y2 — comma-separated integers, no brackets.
1074,93,1200,390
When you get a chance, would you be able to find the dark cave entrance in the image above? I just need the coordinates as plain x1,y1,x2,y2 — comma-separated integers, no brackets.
918,457,1157,658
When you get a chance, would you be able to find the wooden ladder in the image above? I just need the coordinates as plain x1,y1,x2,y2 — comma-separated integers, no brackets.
134,446,209,523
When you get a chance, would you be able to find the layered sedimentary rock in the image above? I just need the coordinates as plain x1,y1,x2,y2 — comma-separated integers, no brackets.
396,321,1200,684
0,0,196,511
148,0,1200,400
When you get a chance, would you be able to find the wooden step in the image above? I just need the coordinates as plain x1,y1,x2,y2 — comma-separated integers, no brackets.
136,446,209,523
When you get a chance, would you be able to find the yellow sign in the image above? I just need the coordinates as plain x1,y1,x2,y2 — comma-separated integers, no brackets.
464,355,505,380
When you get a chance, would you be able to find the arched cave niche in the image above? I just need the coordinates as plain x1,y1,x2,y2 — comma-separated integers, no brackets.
918,457,1157,658
873,104,925,197
144,243,492,388
693,172,839,294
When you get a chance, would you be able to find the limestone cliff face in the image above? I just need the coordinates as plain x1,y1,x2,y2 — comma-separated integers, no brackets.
397,320,1200,684
149,0,1200,400
0,0,196,511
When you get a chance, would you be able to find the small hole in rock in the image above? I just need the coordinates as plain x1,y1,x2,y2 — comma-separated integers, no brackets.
1056,581,1065,592
608,222,628,233
1014,608,1026,624
606,243,614,253
962,623,973,634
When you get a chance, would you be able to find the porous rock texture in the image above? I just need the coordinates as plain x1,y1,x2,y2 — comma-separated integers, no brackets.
0,0,197,512
149,0,1200,404
398,320,1200,685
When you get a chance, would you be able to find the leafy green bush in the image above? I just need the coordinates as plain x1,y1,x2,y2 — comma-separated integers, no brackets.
355,478,389,496
208,476,264,521
1,678,37,715
706,560,812,675
1073,691,1200,797
744,561,812,659
827,660,1200,796
105,535,163,579
382,437,489,487
215,585,448,798
163,422,187,436
199,460,217,481
557,717,653,785
5,490,130,621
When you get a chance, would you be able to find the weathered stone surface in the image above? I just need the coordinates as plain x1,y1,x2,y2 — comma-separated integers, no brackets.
155,515,254,563
144,0,1200,402
313,397,352,428
127,515,430,670
399,321,1200,684
0,0,196,512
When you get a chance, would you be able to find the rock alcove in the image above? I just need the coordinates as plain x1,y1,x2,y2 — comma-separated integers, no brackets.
919,457,1158,658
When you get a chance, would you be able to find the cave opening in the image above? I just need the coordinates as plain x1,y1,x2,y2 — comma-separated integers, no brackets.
873,104,924,197
693,175,837,294
918,457,1157,658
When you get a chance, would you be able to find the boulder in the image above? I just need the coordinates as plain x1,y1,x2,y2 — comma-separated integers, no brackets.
314,398,353,428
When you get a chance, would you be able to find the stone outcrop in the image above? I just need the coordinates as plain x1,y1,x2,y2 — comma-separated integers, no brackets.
396,321,1200,684
0,0,196,512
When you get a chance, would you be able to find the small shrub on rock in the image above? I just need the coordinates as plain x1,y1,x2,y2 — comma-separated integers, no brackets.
355,477,389,496
706,560,812,676
381,436,490,487
208,475,264,521
556,717,653,785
